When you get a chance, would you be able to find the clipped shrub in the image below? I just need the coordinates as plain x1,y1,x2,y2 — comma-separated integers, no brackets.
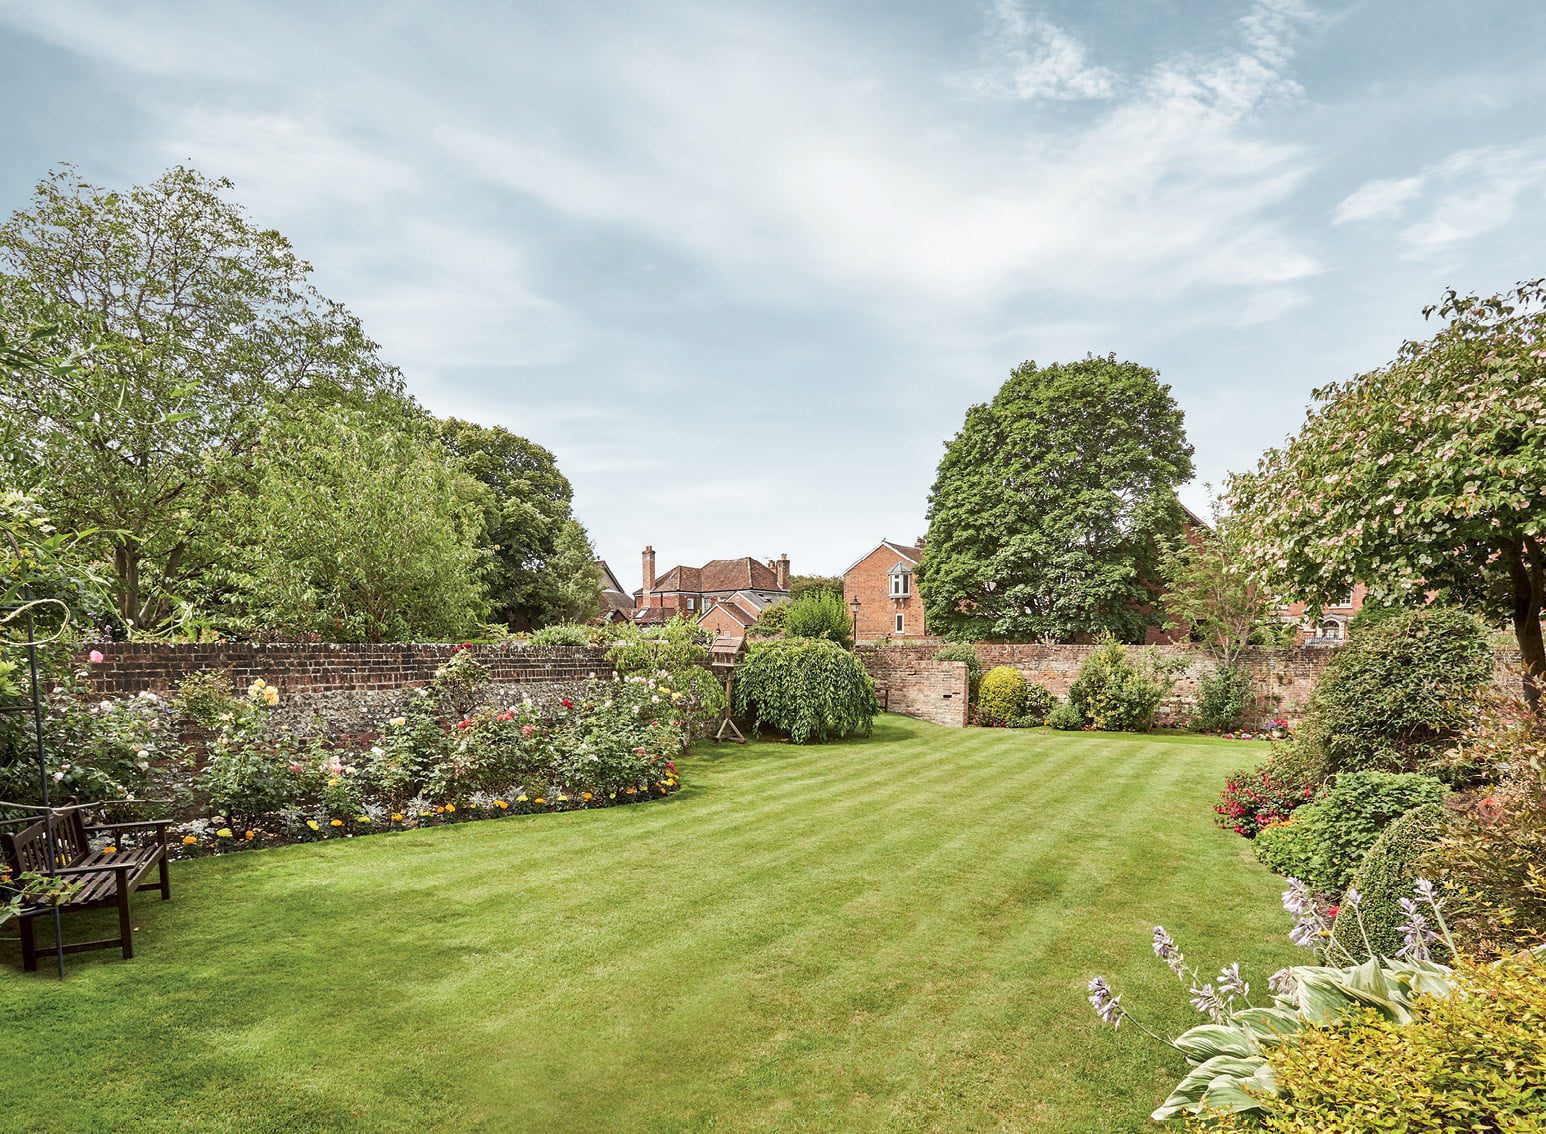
1196,957,1546,1134
1310,771,1448,892
976,665,1028,726
1253,806,1324,880
1215,760,1318,838
783,590,854,647
747,601,789,639
528,623,595,646
1192,663,1251,733
1331,802,1447,962
1047,701,1085,731
1300,606,1492,777
732,637,878,744
1010,682,1055,727
934,644,983,697
1068,637,1176,732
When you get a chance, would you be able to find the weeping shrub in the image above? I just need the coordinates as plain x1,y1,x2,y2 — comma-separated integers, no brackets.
733,638,878,743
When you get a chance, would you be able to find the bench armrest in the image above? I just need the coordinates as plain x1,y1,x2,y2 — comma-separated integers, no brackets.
83,820,172,833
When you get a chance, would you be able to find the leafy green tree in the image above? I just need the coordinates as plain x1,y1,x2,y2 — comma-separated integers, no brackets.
1229,281,1546,707
220,406,489,642
433,418,582,629
788,575,842,602
540,519,604,626
733,638,878,743
0,165,402,629
918,355,1194,642
782,590,854,648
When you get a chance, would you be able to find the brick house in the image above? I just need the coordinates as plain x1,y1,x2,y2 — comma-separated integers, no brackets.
697,590,786,637
843,539,927,642
1276,584,1368,644
631,546,790,625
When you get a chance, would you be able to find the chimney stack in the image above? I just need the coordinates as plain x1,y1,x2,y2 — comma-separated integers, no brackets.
776,553,790,591
642,545,656,596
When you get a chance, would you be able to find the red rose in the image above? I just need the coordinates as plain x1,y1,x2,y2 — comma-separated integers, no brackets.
1326,905,1340,920
561,698,573,709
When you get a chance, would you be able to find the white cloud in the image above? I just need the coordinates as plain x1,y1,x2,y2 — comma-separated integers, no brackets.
1333,176,1424,224
956,0,1116,101
1334,143,1546,256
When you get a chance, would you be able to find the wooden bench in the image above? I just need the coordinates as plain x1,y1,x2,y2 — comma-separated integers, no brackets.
1,808,171,971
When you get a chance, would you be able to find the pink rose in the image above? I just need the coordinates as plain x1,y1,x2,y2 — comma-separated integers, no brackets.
88,650,105,664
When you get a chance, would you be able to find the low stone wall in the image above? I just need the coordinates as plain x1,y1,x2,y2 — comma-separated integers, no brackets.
858,651,969,728
74,642,612,697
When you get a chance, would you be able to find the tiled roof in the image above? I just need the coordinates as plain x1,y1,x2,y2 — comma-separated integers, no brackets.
651,557,781,594
600,589,634,615
699,600,755,628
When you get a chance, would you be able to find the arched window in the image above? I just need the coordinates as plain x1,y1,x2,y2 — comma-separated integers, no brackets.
1319,620,1343,641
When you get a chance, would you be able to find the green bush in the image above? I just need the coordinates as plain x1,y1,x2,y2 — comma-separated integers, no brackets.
528,623,595,646
977,665,1028,726
732,638,878,744
1067,637,1176,732
1253,806,1324,879
1311,771,1448,892
1332,802,1447,962
1256,772,1449,891
934,644,982,697
1047,701,1085,730
1010,682,1055,727
1196,958,1546,1134
747,601,789,639
1300,607,1492,778
1192,663,1251,733
782,590,853,648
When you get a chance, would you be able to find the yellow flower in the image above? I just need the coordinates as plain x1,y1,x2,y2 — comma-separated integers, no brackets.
557,794,568,803
103,846,117,855
516,795,529,803
495,800,508,809
609,792,617,799
534,797,546,805
355,815,370,823
216,828,233,838
390,813,404,822
306,820,320,831
329,819,343,827
244,830,255,841
182,835,198,845
581,792,592,801
445,803,456,813
388,716,407,728
626,787,637,795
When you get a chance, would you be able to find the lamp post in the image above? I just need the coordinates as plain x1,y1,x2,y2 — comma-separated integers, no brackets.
849,596,861,649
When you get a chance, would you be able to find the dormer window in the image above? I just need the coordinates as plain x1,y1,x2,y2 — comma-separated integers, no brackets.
888,562,912,598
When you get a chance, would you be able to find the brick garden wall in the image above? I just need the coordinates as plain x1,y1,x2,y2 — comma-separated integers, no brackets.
857,650,969,728
74,642,613,697
860,641,1527,729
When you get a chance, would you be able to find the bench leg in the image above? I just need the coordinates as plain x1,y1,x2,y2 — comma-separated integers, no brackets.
19,915,36,973
117,887,134,960
158,853,170,900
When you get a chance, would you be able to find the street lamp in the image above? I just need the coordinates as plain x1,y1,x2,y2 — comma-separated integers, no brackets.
849,596,861,648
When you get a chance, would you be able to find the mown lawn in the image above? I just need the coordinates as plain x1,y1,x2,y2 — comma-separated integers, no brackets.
1,715,1295,1133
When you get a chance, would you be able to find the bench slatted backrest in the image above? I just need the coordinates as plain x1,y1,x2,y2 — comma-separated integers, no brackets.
1,811,90,876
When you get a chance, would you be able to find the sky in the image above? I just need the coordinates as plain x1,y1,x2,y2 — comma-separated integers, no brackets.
1,1,1544,591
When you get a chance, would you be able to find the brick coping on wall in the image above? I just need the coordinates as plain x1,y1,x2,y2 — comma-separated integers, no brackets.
74,641,614,697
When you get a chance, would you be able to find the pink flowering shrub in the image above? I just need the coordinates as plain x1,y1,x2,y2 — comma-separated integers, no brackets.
1215,760,1317,838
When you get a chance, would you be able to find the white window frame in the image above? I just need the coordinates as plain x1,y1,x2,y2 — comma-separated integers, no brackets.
895,612,905,634
687,597,696,611
890,571,911,598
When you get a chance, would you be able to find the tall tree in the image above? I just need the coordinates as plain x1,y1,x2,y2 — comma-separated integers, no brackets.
433,418,579,629
1230,280,1546,708
540,519,604,625
0,165,402,628
918,355,1194,642
222,406,490,642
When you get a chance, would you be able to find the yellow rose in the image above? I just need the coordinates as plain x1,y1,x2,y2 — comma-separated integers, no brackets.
495,800,508,809
182,835,198,845
216,828,233,838
329,819,343,827
306,820,320,831
390,814,404,822
445,803,456,813
103,846,117,854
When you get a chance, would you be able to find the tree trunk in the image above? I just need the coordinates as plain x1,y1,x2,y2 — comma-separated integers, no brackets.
1509,539,1546,713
